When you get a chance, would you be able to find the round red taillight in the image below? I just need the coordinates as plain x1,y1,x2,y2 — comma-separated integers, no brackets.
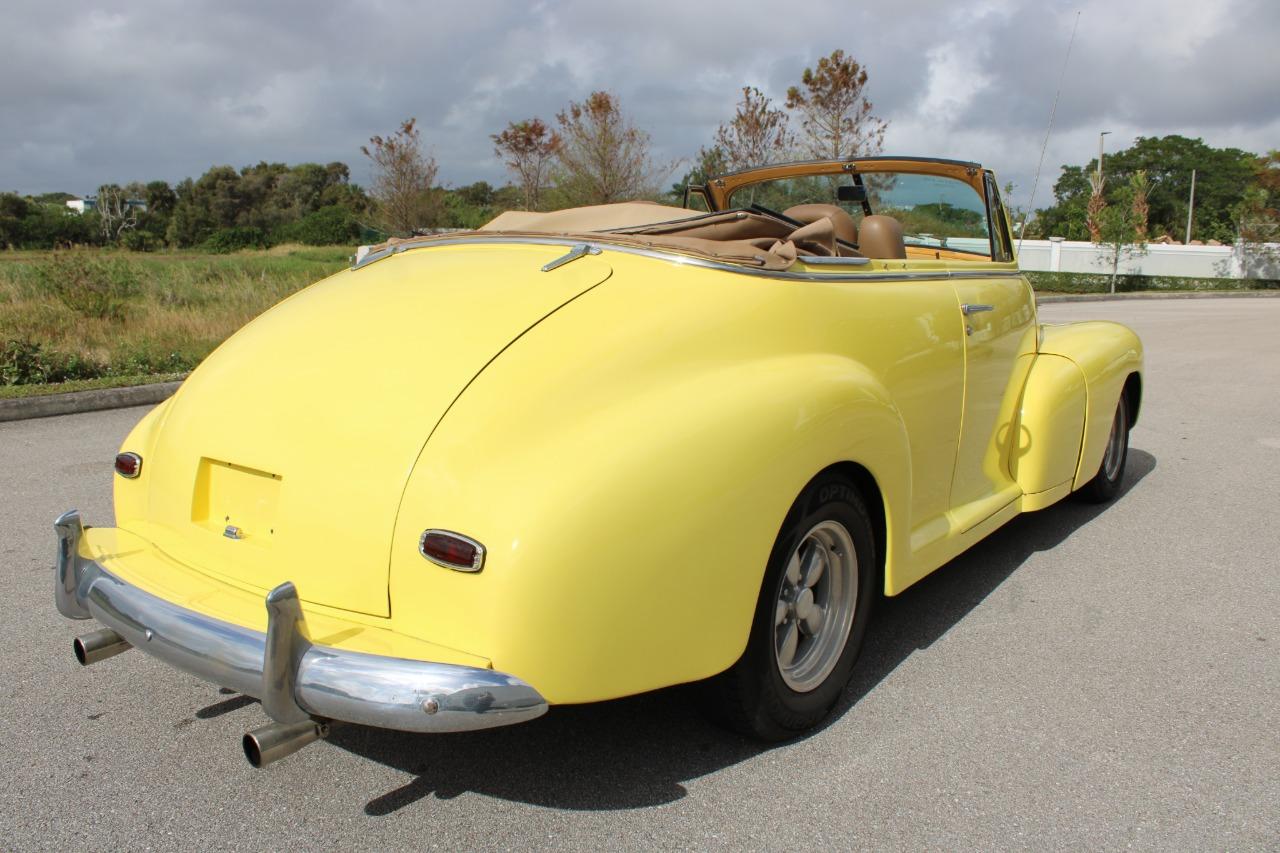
419,530,485,572
114,452,142,479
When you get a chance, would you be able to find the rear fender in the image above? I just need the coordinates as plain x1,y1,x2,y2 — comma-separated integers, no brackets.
389,354,910,705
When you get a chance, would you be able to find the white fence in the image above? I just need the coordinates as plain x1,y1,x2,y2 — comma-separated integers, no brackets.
1016,238,1280,279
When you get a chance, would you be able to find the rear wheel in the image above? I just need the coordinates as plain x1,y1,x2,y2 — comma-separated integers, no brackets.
1079,394,1129,503
705,475,876,741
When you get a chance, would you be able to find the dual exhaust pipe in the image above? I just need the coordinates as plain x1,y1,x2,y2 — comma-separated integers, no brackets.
73,628,331,767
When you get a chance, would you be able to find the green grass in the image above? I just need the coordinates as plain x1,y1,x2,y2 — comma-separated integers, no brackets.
0,372,187,399
3,245,1274,392
0,245,351,387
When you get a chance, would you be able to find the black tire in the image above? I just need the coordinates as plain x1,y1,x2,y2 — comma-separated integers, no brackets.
704,474,877,741
1078,394,1130,503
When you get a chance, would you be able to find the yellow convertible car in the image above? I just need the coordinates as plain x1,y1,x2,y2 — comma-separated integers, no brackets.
55,157,1142,766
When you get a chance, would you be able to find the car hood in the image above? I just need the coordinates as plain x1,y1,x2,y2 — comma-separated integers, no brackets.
136,244,612,616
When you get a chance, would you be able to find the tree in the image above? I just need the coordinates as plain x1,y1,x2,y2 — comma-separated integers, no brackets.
361,118,440,235
1086,171,1106,243
552,92,657,207
1235,150,1280,243
492,119,561,211
785,50,887,160
1036,135,1255,242
1093,172,1149,293
1130,170,1150,241
712,87,794,172
96,184,138,242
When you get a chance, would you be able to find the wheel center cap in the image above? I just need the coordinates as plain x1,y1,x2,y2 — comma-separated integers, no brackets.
794,587,815,621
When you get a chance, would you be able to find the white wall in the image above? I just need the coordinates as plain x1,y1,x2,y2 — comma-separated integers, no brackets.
1016,237,1280,279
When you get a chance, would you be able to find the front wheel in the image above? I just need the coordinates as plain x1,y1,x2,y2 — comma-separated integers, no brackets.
704,475,877,741
1078,394,1130,503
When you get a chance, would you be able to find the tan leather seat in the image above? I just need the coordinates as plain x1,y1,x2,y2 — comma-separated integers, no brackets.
783,204,859,247
857,215,906,259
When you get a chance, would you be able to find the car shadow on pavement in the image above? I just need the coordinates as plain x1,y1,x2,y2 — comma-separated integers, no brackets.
333,449,1156,815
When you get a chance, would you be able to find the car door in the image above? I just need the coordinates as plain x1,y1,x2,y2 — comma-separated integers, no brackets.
947,175,1038,528
948,275,1036,525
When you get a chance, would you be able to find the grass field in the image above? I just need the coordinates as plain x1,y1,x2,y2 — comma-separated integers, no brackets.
3,245,1271,396
1,245,350,389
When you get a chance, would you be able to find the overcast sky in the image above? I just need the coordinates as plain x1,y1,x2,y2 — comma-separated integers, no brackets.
3,0,1277,210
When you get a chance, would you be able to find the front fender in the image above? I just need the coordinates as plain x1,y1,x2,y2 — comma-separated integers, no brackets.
1038,321,1143,490
1013,354,1087,509
388,352,910,705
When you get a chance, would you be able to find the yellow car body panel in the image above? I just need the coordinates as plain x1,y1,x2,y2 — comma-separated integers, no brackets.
1037,322,1144,488
76,525,489,668
1012,354,1088,507
115,244,611,618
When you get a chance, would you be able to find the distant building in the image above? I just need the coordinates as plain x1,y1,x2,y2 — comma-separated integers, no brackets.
65,195,147,215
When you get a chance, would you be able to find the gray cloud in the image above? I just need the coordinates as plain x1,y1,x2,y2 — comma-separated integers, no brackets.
2,0,1277,211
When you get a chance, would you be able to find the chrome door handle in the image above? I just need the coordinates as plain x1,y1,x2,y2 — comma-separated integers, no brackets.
962,303,995,315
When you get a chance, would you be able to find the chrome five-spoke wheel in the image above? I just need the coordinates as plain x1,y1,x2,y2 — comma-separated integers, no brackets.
705,474,876,741
1101,395,1127,482
773,520,858,693
1080,393,1130,503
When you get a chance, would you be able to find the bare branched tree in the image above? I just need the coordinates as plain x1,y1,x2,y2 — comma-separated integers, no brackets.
492,119,561,211
553,92,656,207
96,184,138,242
713,86,794,172
785,50,887,160
361,118,440,235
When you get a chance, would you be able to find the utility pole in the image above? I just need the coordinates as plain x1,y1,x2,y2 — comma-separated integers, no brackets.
1098,131,1112,182
1185,168,1197,244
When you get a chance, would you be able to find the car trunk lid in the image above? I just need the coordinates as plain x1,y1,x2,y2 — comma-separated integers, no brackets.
138,244,612,617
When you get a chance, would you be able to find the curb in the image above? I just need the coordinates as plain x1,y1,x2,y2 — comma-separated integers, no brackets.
1037,290,1280,304
0,381,183,424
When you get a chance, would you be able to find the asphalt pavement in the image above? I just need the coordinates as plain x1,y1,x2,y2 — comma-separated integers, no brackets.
1,299,1277,850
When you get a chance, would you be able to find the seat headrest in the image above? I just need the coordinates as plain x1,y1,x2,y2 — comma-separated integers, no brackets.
857,215,906,259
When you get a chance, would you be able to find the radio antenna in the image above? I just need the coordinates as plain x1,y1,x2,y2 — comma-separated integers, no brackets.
1020,9,1081,254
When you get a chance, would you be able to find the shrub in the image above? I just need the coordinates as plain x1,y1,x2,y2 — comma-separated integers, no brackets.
1,338,107,385
285,205,361,246
204,226,269,253
109,340,199,375
119,230,162,252
1025,271,1280,293
30,250,141,319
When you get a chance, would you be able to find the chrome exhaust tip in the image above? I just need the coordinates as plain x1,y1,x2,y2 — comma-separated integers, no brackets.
242,719,331,768
73,628,131,665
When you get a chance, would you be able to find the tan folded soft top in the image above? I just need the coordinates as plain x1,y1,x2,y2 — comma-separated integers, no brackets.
364,202,851,271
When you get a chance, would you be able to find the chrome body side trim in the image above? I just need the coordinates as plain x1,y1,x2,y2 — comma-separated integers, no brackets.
796,255,871,266
541,242,602,272
352,234,1025,283
53,514,548,733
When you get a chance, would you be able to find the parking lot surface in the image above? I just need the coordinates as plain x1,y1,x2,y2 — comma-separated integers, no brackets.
2,299,1277,850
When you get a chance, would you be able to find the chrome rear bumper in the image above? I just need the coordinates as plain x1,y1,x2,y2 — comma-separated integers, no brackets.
54,510,548,734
